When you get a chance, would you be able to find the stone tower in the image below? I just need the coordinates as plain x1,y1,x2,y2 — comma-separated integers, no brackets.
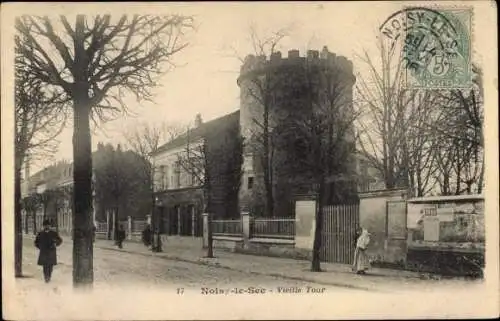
237,46,357,217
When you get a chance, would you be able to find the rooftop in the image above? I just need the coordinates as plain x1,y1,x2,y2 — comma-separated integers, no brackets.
152,110,240,156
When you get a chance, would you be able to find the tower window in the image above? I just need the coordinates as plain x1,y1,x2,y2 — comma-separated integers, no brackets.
247,176,254,190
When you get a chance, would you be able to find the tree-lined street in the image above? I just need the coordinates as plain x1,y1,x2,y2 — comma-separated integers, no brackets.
19,237,320,290
8,236,489,320
6,4,495,320
18,235,485,291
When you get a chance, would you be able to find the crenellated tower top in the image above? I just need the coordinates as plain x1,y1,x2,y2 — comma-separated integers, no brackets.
238,46,355,85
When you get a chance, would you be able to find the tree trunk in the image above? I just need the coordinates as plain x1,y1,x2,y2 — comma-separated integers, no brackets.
43,199,47,221
55,205,59,233
203,139,215,258
114,207,119,240
311,181,325,272
477,157,485,194
106,210,112,240
263,136,274,217
24,210,29,234
151,188,157,252
14,162,23,277
33,209,37,235
72,99,94,287
204,184,214,258
206,210,214,258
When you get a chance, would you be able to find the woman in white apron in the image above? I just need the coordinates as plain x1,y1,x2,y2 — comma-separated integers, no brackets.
352,228,371,274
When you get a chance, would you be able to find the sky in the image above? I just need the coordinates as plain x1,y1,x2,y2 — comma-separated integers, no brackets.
4,2,493,173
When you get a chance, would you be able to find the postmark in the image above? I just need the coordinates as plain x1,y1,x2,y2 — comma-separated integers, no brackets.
380,6,473,89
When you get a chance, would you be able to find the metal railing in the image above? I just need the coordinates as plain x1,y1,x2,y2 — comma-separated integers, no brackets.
212,219,242,237
252,217,295,240
96,221,108,233
132,220,148,233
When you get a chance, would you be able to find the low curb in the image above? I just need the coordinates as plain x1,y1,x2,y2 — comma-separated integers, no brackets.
97,245,378,292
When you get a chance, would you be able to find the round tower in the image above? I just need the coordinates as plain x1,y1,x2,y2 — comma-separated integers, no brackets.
237,46,357,216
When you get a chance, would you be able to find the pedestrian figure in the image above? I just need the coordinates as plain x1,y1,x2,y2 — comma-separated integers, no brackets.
142,224,152,247
152,228,162,252
353,226,362,248
34,219,63,283
116,224,126,249
352,228,371,274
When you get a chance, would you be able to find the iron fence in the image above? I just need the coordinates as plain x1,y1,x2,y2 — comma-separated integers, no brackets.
212,219,242,237
132,220,148,233
96,221,108,233
252,217,295,240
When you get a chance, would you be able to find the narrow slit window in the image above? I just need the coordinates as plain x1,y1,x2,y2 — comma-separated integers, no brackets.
247,176,254,190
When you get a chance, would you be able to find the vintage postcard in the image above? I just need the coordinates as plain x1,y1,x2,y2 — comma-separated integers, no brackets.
1,1,498,320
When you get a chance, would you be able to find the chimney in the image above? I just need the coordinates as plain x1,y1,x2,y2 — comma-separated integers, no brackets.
270,51,282,62
320,46,329,59
288,49,300,58
194,113,203,127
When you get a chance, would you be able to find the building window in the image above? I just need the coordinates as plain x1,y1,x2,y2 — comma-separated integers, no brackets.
244,156,254,172
163,165,169,189
158,165,165,190
247,176,254,190
173,161,181,189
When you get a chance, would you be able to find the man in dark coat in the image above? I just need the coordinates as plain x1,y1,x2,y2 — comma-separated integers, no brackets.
142,224,152,247
152,228,163,253
116,224,126,249
35,219,63,283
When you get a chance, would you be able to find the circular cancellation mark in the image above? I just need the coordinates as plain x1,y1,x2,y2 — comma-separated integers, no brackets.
379,6,473,89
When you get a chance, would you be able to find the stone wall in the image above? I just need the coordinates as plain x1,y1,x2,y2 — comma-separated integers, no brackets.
359,189,409,265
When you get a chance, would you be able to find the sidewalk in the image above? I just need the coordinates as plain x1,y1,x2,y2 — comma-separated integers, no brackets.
91,237,482,292
24,234,481,292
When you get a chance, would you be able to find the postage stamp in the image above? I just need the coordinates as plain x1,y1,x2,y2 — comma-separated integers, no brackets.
380,6,473,89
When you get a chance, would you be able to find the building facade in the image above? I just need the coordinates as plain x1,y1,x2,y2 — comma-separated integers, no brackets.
21,160,76,234
151,111,242,237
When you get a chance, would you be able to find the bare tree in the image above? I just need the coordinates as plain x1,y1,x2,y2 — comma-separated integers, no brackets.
355,37,446,197
14,34,67,278
16,14,194,286
355,37,420,191
177,121,243,258
289,48,359,272
429,67,484,195
403,90,441,196
124,120,184,251
356,32,484,198
177,129,214,257
125,121,184,161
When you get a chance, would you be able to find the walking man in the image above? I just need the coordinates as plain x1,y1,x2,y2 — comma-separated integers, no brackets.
116,224,126,249
142,224,152,248
152,228,163,252
34,219,63,283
